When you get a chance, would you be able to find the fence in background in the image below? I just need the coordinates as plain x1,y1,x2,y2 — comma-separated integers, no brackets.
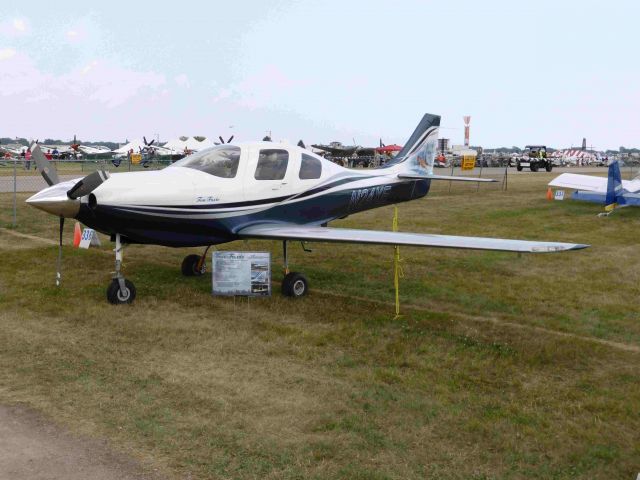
4,156,594,229
0,157,170,227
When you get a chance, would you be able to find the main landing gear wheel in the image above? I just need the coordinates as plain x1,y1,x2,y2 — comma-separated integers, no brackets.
107,278,136,305
281,272,308,298
181,254,206,276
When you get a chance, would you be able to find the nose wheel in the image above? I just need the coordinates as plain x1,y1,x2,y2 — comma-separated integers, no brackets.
107,233,136,305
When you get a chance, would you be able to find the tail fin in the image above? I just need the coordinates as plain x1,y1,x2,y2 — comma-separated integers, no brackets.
605,160,622,210
387,113,440,174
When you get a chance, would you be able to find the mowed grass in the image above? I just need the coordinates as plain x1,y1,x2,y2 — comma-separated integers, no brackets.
0,169,639,479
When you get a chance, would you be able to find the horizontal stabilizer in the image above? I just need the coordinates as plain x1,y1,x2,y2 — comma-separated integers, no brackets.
238,224,588,253
398,173,496,183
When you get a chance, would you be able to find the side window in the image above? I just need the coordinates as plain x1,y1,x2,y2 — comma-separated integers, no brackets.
255,149,288,180
299,153,322,179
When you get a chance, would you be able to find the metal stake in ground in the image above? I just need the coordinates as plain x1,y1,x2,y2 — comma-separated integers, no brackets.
12,156,17,227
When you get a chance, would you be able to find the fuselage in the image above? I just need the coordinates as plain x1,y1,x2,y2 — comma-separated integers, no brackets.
28,142,430,247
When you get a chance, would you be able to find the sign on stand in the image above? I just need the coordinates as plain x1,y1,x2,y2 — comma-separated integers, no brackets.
212,251,271,297
461,156,476,171
79,228,101,249
554,190,565,201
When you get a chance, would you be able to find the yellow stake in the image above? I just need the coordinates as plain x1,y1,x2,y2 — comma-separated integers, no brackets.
392,206,403,319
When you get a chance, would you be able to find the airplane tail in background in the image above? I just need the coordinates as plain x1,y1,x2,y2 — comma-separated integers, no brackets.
387,113,440,175
605,161,622,210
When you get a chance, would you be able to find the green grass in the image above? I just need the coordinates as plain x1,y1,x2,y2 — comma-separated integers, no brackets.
0,169,639,479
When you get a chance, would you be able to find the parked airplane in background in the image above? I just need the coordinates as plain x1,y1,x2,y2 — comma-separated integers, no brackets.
549,161,640,213
27,113,588,304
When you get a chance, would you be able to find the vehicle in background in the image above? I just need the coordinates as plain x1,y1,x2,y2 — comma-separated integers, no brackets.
516,145,553,172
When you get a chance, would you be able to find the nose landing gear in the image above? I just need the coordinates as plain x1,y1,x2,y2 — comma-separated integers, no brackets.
107,233,136,304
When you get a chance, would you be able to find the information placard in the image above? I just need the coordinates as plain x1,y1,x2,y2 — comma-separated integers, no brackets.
554,190,565,201
212,251,271,296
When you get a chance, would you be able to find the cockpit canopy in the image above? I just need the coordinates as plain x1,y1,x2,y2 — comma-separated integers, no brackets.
170,145,240,178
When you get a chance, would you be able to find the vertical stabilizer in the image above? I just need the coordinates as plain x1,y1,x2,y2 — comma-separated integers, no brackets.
388,113,440,175
605,161,622,210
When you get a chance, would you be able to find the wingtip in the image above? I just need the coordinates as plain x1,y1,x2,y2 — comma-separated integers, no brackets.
570,243,590,251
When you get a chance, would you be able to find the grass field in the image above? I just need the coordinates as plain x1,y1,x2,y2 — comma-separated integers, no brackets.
0,170,638,479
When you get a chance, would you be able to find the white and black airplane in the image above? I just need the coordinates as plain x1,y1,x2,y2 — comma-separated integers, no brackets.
26,113,588,304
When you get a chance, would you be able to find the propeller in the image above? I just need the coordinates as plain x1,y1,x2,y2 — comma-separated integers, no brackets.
215,135,234,146
67,170,110,199
32,145,60,186
143,136,155,147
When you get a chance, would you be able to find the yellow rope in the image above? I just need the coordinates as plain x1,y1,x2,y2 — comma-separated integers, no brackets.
393,206,403,319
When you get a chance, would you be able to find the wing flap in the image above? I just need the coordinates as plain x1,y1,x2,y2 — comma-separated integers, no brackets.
237,225,588,253
399,173,496,183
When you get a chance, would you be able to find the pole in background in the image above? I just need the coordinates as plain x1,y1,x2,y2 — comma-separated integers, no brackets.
12,157,17,227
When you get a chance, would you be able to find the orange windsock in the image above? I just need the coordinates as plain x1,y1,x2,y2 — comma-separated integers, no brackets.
73,222,82,247
546,188,553,201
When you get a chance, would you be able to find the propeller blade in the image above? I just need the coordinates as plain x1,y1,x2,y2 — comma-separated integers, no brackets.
67,170,110,199
227,135,234,143
297,140,306,148
219,136,225,144
144,136,148,145
56,216,64,286
148,139,155,146
32,145,60,186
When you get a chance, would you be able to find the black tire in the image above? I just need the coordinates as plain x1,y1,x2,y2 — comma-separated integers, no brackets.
281,272,308,298
107,278,136,305
181,254,206,276
545,163,553,172
516,163,523,172
530,163,539,172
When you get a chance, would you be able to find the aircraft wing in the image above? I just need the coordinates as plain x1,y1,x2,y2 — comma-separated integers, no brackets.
398,173,496,183
237,224,587,253
548,173,607,192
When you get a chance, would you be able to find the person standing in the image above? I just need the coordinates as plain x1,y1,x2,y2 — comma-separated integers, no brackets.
25,147,32,170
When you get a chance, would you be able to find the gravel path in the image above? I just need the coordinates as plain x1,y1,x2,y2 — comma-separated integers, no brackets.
0,404,164,480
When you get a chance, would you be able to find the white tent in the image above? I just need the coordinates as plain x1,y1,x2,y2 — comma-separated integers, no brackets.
163,136,215,153
112,139,149,154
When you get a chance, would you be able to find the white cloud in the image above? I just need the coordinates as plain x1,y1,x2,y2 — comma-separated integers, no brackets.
13,19,26,32
0,51,166,108
175,73,190,88
0,48,16,61
0,18,30,37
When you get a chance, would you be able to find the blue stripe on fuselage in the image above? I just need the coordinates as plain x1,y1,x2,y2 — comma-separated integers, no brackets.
76,179,429,247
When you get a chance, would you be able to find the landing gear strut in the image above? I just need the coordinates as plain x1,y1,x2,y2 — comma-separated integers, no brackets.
107,233,136,304
181,246,211,277
281,240,308,298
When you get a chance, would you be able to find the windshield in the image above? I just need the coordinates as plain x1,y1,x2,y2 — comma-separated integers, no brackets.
170,145,241,178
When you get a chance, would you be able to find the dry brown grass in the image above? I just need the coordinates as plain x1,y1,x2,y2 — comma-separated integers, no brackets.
0,168,639,479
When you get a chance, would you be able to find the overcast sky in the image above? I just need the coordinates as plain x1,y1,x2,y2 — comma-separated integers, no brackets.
0,0,637,149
